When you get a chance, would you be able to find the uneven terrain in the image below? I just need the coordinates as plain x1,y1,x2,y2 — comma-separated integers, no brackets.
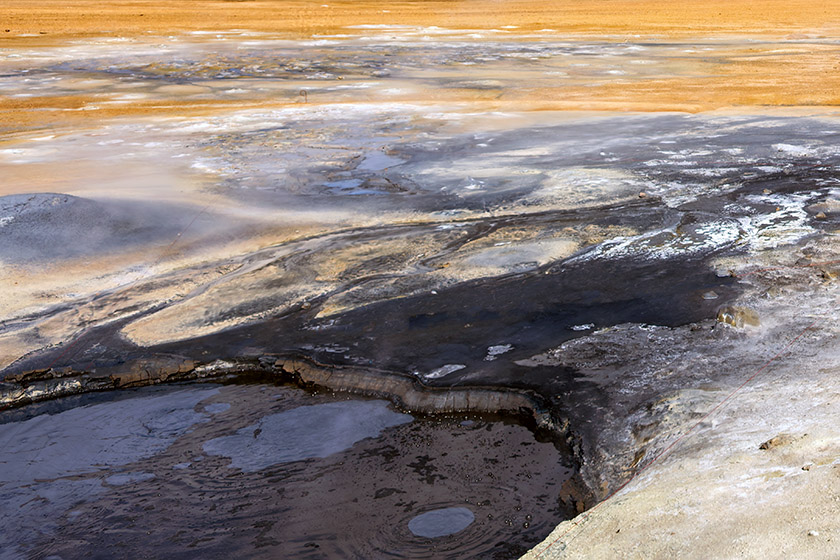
1,2,840,559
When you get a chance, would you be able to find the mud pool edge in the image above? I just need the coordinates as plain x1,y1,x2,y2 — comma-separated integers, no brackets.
0,352,594,517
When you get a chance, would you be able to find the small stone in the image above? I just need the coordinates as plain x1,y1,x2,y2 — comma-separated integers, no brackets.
638,192,647,198
759,433,794,450
716,306,760,328
702,290,719,300
300,302,311,310
763,189,772,195
808,530,819,537
815,212,827,220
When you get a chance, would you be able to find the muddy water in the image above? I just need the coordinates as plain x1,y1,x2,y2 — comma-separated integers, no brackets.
1,383,572,560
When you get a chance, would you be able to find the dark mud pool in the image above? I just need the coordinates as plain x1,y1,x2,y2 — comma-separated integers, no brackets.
0,382,573,559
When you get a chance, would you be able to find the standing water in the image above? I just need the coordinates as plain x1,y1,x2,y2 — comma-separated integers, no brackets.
0,382,574,560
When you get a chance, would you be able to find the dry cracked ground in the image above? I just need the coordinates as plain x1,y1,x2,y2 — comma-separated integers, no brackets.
1,2,840,559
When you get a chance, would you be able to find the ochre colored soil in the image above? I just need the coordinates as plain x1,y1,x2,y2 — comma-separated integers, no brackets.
3,1,840,131
2,0,840,43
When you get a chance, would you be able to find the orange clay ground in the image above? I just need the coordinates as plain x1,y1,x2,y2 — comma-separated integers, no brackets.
2,0,840,42
2,0,840,134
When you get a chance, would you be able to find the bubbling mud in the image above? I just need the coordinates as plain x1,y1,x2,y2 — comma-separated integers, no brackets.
1,382,575,560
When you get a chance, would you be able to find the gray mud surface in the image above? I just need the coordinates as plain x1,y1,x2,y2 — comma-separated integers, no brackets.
2,383,572,560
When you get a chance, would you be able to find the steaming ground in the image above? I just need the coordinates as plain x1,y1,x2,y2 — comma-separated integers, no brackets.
2,21,840,560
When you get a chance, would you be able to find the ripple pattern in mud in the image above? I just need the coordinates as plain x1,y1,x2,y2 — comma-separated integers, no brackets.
15,383,573,560
408,507,476,538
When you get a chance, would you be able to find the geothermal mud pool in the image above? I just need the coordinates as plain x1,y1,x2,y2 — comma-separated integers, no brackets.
2,22,840,560
0,382,572,559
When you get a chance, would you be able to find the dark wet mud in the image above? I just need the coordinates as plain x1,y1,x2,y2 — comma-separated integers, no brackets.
3,383,573,560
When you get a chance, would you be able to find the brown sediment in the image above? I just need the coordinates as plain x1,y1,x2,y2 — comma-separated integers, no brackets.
1,354,563,430
274,357,562,427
